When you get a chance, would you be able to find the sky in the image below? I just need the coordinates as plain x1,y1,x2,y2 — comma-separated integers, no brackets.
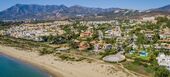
0,0,170,11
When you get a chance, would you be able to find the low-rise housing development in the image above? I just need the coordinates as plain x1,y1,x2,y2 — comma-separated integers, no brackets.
1,16,170,76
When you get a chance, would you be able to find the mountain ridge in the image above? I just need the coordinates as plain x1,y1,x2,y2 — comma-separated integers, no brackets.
0,4,170,20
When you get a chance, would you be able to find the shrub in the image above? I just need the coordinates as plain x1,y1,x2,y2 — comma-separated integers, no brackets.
39,48,54,55
154,66,170,77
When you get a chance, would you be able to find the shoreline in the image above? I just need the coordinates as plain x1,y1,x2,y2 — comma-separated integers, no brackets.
0,53,55,77
0,45,63,77
0,45,145,77
0,53,62,77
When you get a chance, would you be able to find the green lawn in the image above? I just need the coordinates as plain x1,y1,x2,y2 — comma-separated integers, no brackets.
138,56,150,61
126,53,150,61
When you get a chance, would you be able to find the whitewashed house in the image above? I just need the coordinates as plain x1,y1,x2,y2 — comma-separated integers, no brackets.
157,53,170,70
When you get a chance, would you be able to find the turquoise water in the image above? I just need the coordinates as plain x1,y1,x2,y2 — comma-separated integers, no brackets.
0,54,50,77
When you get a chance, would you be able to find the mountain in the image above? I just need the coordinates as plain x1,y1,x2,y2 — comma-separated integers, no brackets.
98,9,140,17
0,4,69,20
151,5,170,12
0,4,170,20
0,4,122,20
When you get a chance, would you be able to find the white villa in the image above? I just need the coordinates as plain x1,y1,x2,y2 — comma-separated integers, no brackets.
157,53,170,70
104,26,122,38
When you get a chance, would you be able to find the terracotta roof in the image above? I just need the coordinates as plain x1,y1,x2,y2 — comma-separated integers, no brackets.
159,38,170,42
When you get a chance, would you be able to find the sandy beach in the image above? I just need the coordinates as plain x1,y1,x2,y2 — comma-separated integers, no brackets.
0,45,145,77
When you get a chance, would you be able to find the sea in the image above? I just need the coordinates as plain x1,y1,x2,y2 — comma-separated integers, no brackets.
0,54,51,77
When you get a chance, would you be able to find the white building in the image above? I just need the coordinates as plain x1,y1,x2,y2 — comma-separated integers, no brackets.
104,30,114,38
98,30,104,40
113,26,121,37
142,16,157,23
157,53,170,70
